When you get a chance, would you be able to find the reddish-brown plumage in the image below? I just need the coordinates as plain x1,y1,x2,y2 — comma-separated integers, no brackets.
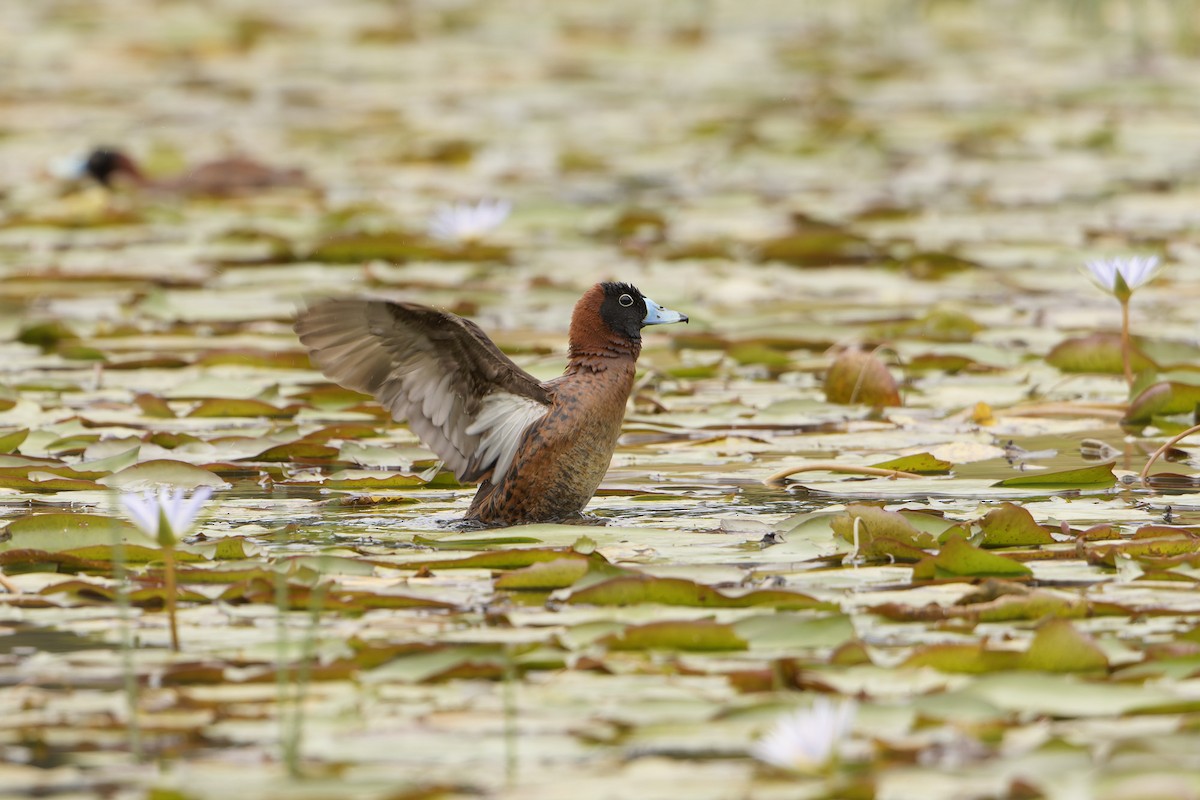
295,282,687,526
567,284,642,367
468,350,637,523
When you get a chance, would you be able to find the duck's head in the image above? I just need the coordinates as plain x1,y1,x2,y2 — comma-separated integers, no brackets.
83,147,143,187
570,282,687,359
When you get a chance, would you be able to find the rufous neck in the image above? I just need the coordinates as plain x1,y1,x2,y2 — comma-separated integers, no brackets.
567,285,641,370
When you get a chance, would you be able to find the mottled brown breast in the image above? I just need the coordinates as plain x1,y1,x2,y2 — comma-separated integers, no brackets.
467,362,636,525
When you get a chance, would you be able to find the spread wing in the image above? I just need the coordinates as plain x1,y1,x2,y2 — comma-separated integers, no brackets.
295,298,552,483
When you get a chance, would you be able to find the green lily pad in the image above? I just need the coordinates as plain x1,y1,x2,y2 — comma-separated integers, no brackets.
903,641,1023,673
494,557,591,590
399,548,586,571
1046,333,1156,375
1125,381,1200,425
601,620,748,652
870,452,953,474
992,462,1116,489
1021,619,1108,673
0,469,101,492
977,502,1056,547
197,349,312,369
0,513,151,553
0,429,28,454
565,574,834,610
187,398,298,418
831,504,938,561
133,394,176,418
756,229,877,267
913,534,1033,580
246,441,340,462
97,459,230,491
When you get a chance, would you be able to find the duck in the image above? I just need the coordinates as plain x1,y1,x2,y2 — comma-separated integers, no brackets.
294,282,688,526
69,147,310,197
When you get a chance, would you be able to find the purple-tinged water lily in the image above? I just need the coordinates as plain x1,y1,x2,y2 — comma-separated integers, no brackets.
120,486,213,546
1080,255,1163,386
1082,255,1162,301
118,486,212,652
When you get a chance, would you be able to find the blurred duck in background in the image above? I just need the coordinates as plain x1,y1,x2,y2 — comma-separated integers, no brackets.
55,146,311,198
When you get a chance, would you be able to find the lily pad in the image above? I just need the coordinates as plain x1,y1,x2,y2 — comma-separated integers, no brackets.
565,574,834,610
98,460,230,491
1046,333,1157,375
824,349,901,407
992,462,1116,489
0,428,28,454
1125,381,1200,425
601,620,748,652
869,452,953,474
977,503,1056,547
912,534,1033,580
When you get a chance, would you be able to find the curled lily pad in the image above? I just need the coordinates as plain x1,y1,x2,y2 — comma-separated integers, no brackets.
0,429,29,453
1124,381,1200,425
824,349,901,407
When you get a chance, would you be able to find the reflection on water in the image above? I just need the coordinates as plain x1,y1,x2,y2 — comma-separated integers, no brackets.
1,624,105,654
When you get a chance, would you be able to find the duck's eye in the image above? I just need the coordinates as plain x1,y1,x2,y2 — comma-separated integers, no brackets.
619,294,634,307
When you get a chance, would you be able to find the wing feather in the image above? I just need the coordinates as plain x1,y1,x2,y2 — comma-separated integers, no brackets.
295,297,551,483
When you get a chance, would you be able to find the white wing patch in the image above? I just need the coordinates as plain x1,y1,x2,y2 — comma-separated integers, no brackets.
465,392,550,484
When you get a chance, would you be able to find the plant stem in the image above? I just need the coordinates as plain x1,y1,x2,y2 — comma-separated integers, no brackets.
287,580,326,777
503,645,518,788
1140,421,1200,485
1120,297,1133,386
275,565,296,777
163,544,179,652
113,522,142,761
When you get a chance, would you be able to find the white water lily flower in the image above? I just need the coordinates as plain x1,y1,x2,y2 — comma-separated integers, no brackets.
750,697,857,772
427,198,511,243
120,486,213,545
1082,255,1163,300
